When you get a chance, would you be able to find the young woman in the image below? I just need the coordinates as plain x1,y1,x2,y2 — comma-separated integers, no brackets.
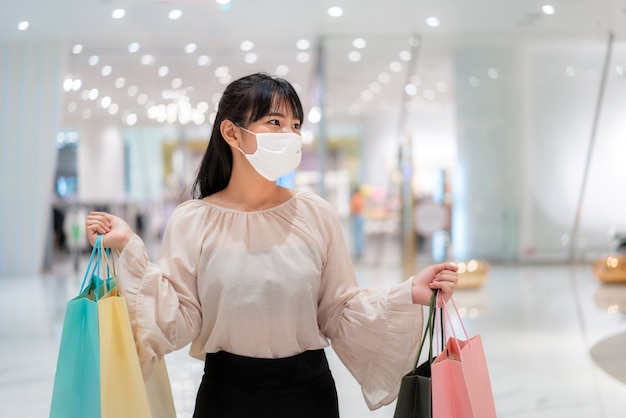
86,72,458,418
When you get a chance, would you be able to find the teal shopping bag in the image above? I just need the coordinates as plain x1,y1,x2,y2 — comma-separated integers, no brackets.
50,236,111,418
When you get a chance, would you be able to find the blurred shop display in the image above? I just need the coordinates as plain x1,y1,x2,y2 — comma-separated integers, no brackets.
593,255,626,283
453,259,490,289
592,231,626,283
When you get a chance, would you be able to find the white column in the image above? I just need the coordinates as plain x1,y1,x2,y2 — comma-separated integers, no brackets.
78,124,126,204
451,45,523,261
0,40,67,276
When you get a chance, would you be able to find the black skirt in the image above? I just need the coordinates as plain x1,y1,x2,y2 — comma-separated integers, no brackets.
193,349,340,418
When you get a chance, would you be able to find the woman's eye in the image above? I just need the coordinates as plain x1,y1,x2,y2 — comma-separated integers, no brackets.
292,123,301,130
268,119,280,126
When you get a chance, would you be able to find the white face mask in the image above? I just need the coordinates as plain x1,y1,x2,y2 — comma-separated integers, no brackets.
237,127,303,181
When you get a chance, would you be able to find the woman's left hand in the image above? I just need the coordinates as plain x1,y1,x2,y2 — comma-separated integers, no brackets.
411,262,459,306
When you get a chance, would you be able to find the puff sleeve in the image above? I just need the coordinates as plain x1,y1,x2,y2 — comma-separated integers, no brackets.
116,205,203,378
313,199,424,410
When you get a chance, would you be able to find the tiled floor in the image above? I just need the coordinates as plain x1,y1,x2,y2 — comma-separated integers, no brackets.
2,236,626,417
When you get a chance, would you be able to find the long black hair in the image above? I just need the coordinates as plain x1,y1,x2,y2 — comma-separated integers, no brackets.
191,73,304,199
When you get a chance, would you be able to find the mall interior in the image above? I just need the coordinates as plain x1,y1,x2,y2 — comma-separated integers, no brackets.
2,1,626,417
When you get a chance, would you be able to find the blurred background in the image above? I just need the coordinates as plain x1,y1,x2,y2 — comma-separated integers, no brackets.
2,1,626,417
1,0,625,273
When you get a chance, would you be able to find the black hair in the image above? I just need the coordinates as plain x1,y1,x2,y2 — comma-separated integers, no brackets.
191,73,304,199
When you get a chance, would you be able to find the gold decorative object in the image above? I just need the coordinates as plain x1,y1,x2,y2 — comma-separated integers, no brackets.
593,255,626,283
452,259,489,289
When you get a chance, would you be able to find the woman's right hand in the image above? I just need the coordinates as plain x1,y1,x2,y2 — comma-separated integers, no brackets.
85,211,135,252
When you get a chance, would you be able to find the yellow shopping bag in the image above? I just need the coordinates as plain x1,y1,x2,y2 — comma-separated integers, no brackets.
98,286,152,418
97,238,176,418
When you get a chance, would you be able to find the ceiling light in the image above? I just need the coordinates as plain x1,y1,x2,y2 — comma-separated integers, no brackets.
169,10,182,20
137,94,148,105
244,52,258,64
172,78,183,89
214,66,229,77
72,44,83,55
276,65,289,76
197,101,209,113
100,96,112,108
542,5,555,15
399,50,412,62
360,90,373,102
216,0,231,4
488,68,499,79
327,7,343,17
89,56,100,66
296,52,310,63
404,84,418,96
348,51,361,62
101,65,112,76
352,38,366,49
296,39,310,50
389,61,402,72
409,37,420,47
378,72,391,83
425,17,440,27
141,54,155,65
128,42,140,53
423,89,435,100
158,66,169,77
109,104,119,115
115,77,126,88
125,113,138,126
307,107,322,124
219,74,232,84
17,21,29,31
72,79,82,91
194,113,206,125
88,89,99,101
112,9,125,19
616,66,624,76
127,85,138,97
185,43,197,54
63,79,73,92
240,40,254,51
197,55,212,66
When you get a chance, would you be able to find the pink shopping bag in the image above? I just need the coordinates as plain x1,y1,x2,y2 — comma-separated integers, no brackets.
431,294,497,418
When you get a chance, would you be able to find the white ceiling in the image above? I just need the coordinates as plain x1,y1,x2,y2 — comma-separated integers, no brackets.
2,0,626,129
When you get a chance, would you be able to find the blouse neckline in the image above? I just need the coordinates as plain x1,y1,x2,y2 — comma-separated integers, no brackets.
197,190,302,214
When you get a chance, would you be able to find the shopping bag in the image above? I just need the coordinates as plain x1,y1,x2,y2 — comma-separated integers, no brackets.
431,293,497,418
97,239,177,418
394,290,443,418
50,236,106,418
145,358,178,418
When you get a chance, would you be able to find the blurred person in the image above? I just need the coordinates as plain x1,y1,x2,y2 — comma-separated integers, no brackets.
350,185,366,260
86,73,458,418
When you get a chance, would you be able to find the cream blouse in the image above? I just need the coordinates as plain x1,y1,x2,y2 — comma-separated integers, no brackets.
117,189,423,410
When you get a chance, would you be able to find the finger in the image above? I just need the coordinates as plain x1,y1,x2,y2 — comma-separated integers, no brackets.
434,271,458,284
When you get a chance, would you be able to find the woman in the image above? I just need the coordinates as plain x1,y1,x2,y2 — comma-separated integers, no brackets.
86,72,458,418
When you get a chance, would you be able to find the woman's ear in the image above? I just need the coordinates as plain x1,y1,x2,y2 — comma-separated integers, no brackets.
220,119,241,148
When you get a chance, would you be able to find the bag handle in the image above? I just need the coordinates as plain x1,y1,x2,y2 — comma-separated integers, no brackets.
98,235,118,293
412,290,443,371
79,235,103,295
437,291,472,361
